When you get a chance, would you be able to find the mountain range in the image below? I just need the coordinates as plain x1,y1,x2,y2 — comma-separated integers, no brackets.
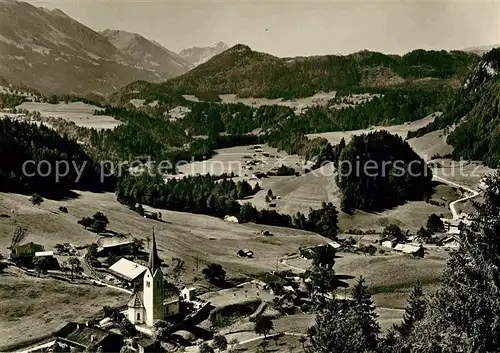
0,0,226,97
0,0,486,101
462,44,500,56
101,29,194,77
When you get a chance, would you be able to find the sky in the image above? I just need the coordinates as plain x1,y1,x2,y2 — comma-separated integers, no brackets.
25,0,500,57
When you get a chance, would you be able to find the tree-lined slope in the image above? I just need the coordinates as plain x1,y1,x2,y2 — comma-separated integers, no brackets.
408,48,500,167
113,45,479,103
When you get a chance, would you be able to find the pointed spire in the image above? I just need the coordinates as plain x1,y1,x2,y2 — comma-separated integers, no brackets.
148,227,161,274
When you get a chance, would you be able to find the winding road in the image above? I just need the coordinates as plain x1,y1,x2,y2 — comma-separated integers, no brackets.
432,175,480,220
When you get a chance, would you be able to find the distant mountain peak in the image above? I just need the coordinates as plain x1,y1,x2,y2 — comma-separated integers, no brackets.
49,8,68,17
102,28,192,77
227,44,251,53
178,41,230,67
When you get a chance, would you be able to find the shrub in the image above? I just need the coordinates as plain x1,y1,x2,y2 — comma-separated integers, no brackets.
30,193,44,206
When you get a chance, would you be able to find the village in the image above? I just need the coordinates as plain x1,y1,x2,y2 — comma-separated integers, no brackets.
0,187,477,353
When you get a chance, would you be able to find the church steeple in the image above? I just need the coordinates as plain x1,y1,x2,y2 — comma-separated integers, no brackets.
148,228,161,274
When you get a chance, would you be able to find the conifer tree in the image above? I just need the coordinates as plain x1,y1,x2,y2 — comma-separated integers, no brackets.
306,277,380,353
351,276,380,351
396,281,426,337
404,172,500,351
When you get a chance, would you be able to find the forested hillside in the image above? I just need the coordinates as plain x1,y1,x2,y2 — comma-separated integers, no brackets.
112,46,478,103
337,131,433,212
0,119,112,197
407,48,500,167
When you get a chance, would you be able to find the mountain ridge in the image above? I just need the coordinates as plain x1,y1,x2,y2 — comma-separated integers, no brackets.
113,44,479,104
0,0,184,96
102,29,193,77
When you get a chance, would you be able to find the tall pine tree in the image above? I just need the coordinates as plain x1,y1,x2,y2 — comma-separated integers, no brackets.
404,172,500,352
351,276,381,351
396,281,426,337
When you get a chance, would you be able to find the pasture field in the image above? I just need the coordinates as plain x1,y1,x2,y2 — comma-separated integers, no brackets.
0,268,128,346
16,101,120,129
177,144,304,177
0,191,327,278
306,113,440,149
177,143,454,231
219,91,337,114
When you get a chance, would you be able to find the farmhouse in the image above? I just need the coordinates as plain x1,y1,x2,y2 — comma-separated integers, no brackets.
237,249,254,258
96,239,134,257
10,242,44,259
108,258,148,287
393,244,425,257
328,241,341,250
35,250,54,258
55,322,123,352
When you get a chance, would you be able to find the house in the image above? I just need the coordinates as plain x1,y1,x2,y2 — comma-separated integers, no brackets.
393,244,425,257
127,233,178,326
180,286,196,302
164,296,180,316
10,242,44,259
328,241,341,250
381,238,399,249
108,258,148,287
135,336,164,353
55,322,123,352
237,249,254,258
381,240,395,249
35,250,59,270
35,250,54,257
97,239,134,257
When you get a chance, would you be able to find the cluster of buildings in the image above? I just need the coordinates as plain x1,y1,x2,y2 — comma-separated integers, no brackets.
103,234,204,327
9,241,58,269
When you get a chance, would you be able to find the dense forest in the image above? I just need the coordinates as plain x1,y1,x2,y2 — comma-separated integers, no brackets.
337,131,433,212
89,106,260,166
0,92,27,108
99,85,456,163
274,87,453,133
406,49,500,167
113,47,478,103
446,80,500,167
0,119,113,197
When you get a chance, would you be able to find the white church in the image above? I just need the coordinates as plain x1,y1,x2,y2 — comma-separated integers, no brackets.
126,233,179,326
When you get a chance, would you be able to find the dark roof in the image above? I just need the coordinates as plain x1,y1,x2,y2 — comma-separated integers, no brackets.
137,336,156,348
164,295,179,304
127,291,144,308
148,230,161,274
63,326,114,348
